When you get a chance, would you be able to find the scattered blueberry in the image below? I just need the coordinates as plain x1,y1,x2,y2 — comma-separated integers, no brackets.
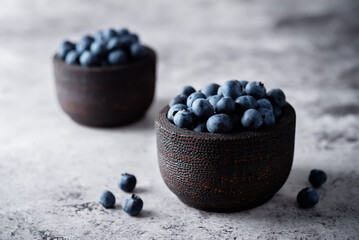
257,98,273,112
191,99,214,120
267,88,286,108
309,169,327,188
170,94,187,107
245,81,266,99
167,104,187,123
201,83,220,97
207,95,222,109
79,51,99,67
100,190,116,208
90,41,107,56
241,109,263,130
65,50,79,65
123,194,143,216
215,97,235,114
180,86,196,97
258,108,275,126
297,187,319,208
193,122,208,132
119,173,137,192
130,43,147,60
174,109,197,129
221,80,244,100
206,114,233,133
186,92,206,107
235,95,258,111
108,50,127,65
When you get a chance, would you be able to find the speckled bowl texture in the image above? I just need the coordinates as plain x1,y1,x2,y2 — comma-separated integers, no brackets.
53,46,156,127
156,103,296,212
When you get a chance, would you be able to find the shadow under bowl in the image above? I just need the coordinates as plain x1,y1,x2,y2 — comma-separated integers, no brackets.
53,46,156,127
155,103,296,212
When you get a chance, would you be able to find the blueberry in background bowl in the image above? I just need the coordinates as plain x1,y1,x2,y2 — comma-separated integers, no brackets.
53,28,156,127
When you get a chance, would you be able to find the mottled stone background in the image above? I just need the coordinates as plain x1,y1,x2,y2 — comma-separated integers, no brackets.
0,0,358,239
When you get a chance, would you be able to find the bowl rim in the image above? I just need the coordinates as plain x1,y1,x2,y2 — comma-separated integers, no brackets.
156,102,296,141
53,45,156,73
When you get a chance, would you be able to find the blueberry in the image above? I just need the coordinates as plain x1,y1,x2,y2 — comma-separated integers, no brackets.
123,194,143,216
207,95,222,109
119,35,137,49
90,41,107,56
239,80,249,88
81,35,94,43
76,40,92,54
167,104,187,123
206,114,233,133
191,99,214,120
100,190,116,208
119,173,137,192
201,83,220,97
174,109,197,129
94,30,105,42
221,80,244,100
273,106,282,119
235,95,258,112
215,97,235,114
130,33,139,42
65,50,79,65
297,187,319,208
267,88,286,108
245,81,266,99
103,28,118,41
309,169,327,188
79,51,99,67
186,92,206,107
108,50,127,65
241,109,263,130
130,43,147,60
257,98,273,112
57,40,75,59
117,28,129,36
217,86,223,97
193,122,208,132
107,37,124,51
180,86,196,97
258,108,275,126
169,94,187,107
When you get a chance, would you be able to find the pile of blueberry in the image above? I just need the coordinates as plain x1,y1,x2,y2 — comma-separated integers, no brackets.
297,169,327,208
57,28,148,67
100,173,143,216
167,80,286,133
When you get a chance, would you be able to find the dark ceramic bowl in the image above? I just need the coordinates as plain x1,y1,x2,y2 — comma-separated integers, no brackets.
156,103,296,212
53,47,156,127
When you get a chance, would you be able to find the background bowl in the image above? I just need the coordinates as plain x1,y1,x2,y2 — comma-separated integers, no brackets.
156,103,296,212
53,46,156,127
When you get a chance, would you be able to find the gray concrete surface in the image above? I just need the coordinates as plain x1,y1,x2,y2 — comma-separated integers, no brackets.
1,0,359,239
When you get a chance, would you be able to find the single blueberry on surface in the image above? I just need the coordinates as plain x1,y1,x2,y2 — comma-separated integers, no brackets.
206,114,233,133
215,97,235,114
174,109,197,129
258,108,275,126
245,81,266,99
267,88,286,108
235,95,258,112
257,98,273,112
119,173,137,192
167,104,187,123
241,109,263,130
65,50,79,65
130,43,147,60
207,95,222,109
123,194,143,216
239,80,249,88
193,122,208,132
57,40,75,59
180,86,196,97
103,28,118,41
297,187,319,208
221,80,244,100
191,99,214,120
169,94,187,107
273,106,282,119
90,41,107,56
100,190,116,208
108,50,127,65
309,169,327,188
201,83,220,97
186,92,206,107
79,51,99,67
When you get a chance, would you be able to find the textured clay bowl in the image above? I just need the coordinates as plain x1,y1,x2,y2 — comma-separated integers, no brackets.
53,47,156,127
156,103,296,212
